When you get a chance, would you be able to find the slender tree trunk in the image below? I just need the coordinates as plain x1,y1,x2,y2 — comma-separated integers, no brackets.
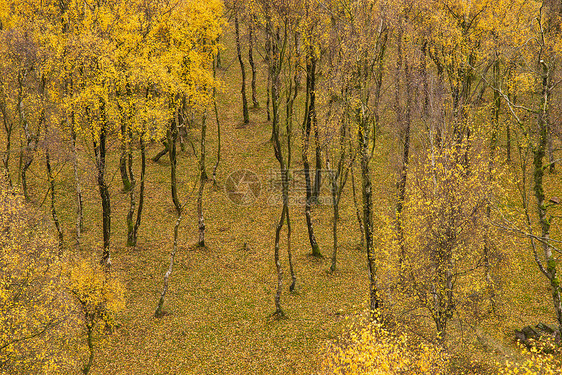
483,58,502,311
168,118,181,215
235,12,249,125
273,122,285,314
18,72,39,201
351,163,365,249
21,154,32,200
71,126,83,249
155,210,183,318
249,15,259,108
119,123,132,192
506,124,512,162
330,172,339,273
329,119,350,273
360,25,386,317
131,138,146,247
266,73,271,122
359,115,381,317
212,59,221,186
395,30,406,276
269,22,286,317
151,141,169,162
17,71,28,198
303,56,321,257
309,56,322,203
506,87,514,163
307,52,322,204
265,24,272,124
46,145,64,252
126,146,136,247
273,202,286,317
397,60,412,280
0,101,13,187
421,42,431,121
433,250,455,344
215,35,222,69
17,137,22,186
548,125,555,173
534,60,562,338
286,206,296,292
82,323,94,375
285,54,299,291
94,117,111,268
197,112,208,247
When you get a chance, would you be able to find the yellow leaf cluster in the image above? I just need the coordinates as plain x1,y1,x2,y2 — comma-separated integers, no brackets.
1,0,223,143
323,321,447,374
0,182,78,373
68,260,125,330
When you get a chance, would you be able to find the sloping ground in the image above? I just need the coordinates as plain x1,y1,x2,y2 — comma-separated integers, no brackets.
85,84,373,374
18,21,561,375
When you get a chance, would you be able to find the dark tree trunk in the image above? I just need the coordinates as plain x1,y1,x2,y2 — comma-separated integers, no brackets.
151,141,169,162
119,123,132,192
359,115,381,317
330,171,339,272
17,70,39,201
235,12,249,125
534,61,562,338
94,121,111,268
266,74,271,122
215,35,222,69
82,324,94,375
0,99,13,187
265,27,272,123
329,116,352,273
126,146,136,247
285,52,299,291
46,146,64,252
303,56,321,257
131,138,146,247
548,125,555,173
71,126,83,249
351,162,365,249
309,56,322,203
397,60,412,278
212,59,222,186
197,112,208,247
482,58,502,311
21,156,33,201
268,22,287,317
249,15,259,108
168,117,181,215
273,202,286,318
95,137,111,267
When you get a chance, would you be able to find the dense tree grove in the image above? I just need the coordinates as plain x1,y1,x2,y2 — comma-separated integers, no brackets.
2,0,562,373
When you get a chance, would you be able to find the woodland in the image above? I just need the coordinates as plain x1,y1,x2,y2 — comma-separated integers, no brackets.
1,0,562,373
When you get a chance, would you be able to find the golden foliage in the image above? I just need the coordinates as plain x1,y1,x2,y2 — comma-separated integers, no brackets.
68,260,125,332
0,0,224,142
0,180,125,373
323,320,447,374
0,183,77,374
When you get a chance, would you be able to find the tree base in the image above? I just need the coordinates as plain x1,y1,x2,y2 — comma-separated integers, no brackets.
270,309,287,320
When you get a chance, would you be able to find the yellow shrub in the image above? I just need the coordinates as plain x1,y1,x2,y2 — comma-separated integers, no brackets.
0,184,77,373
323,321,447,374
